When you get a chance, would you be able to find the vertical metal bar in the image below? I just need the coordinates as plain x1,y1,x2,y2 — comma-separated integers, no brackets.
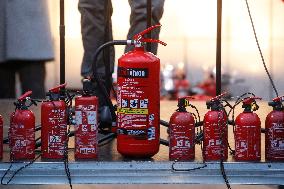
60,0,65,85
216,0,222,95
146,0,152,52
269,0,274,99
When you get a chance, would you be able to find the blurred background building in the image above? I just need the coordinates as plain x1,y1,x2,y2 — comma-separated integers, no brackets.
46,0,284,100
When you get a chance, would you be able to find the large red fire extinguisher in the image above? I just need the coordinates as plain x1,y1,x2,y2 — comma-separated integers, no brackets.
41,84,67,159
116,25,167,157
0,114,3,159
75,79,98,159
169,97,195,161
234,97,261,161
265,96,284,161
203,93,228,161
9,91,35,160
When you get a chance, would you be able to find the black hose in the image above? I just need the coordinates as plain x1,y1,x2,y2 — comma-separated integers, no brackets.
92,40,132,124
160,120,169,127
160,139,169,146
92,40,131,75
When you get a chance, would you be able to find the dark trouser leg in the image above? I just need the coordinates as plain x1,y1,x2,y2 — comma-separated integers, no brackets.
78,0,115,78
125,0,165,54
79,0,116,128
18,61,46,99
0,62,16,98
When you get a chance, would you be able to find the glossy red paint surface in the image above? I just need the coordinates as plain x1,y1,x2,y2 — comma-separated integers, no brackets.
9,110,35,160
203,110,228,161
74,96,98,159
117,47,160,157
41,100,67,159
265,110,284,161
235,112,261,161
169,111,195,161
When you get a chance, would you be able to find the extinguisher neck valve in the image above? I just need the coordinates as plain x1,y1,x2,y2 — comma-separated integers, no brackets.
14,101,29,110
15,91,34,110
206,100,222,110
177,106,187,112
268,101,284,111
242,97,261,112
207,92,227,110
242,104,252,112
177,96,194,111
46,92,61,101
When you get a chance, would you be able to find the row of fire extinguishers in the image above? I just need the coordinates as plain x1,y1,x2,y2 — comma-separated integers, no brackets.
169,93,284,162
0,24,283,162
0,82,100,161
2,90,283,162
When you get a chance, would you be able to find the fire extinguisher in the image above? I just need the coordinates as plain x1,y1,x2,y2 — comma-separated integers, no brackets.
0,114,3,159
169,96,195,161
9,91,35,160
74,79,98,159
234,97,262,161
116,25,167,157
265,95,284,161
41,83,67,159
203,93,228,161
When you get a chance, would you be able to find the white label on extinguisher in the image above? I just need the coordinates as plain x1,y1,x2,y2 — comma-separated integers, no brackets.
80,147,96,154
147,126,155,140
87,111,96,125
75,111,82,125
270,123,284,150
15,139,27,147
49,135,61,143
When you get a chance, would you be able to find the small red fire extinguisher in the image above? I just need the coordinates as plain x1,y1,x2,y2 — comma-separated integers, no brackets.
9,91,35,160
265,96,284,161
41,83,67,159
0,114,3,159
75,79,98,159
234,97,261,161
203,93,228,161
169,96,195,161
116,25,167,157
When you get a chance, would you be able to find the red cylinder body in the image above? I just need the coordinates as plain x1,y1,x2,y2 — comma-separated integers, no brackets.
9,110,35,160
116,47,160,157
75,96,98,159
169,111,195,161
265,110,284,161
203,110,228,161
41,100,67,159
234,112,261,161
0,115,3,159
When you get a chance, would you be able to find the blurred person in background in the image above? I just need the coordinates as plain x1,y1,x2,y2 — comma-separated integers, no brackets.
0,0,54,99
196,72,216,97
174,73,190,99
78,0,165,94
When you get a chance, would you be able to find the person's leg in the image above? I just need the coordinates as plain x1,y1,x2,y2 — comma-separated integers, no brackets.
0,62,16,98
79,0,115,128
18,61,46,99
125,0,165,54
78,0,114,78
